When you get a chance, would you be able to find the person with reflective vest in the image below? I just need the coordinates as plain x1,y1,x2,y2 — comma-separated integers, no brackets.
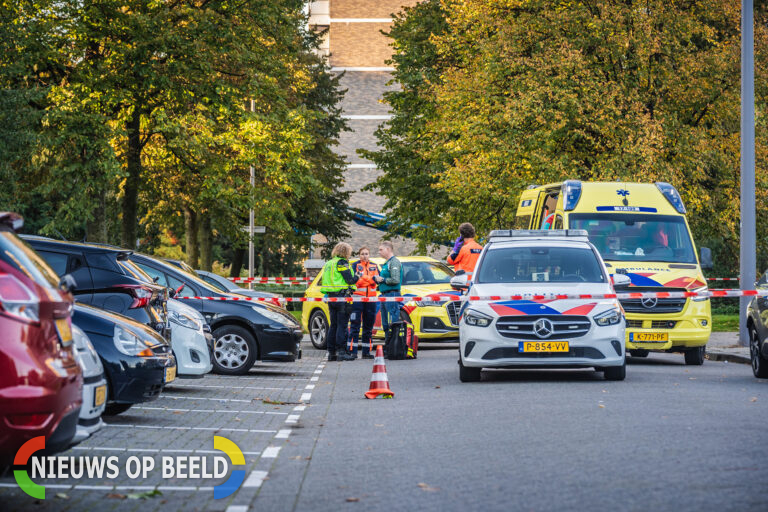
447,223,483,278
373,241,402,352
348,246,380,359
320,242,357,361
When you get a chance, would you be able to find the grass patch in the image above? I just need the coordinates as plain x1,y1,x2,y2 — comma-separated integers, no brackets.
712,314,739,332
290,310,302,323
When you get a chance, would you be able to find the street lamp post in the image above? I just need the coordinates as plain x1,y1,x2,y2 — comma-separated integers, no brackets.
740,0,756,345
249,99,255,290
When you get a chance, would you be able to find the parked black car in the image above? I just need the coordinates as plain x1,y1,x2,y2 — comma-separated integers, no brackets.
72,304,176,415
747,270,768,378
128,253,302,375
196,270,281,300
21,237,169,336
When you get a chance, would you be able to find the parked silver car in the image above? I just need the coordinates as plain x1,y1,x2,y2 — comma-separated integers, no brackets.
167,299,213,377
71,324,106,443
196,270,283,301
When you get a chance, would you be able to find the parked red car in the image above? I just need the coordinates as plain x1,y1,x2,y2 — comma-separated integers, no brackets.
0,213,82,465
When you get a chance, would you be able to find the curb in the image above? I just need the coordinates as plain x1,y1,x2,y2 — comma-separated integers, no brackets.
706,350,751,365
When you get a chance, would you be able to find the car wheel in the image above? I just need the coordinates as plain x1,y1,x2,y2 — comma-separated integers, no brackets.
749,328,768,378
212,325,258,375
603,363,626,381
309,310,328,350
684,345,705,366
629,349,649,358
458,358,481,382
104,403,132,416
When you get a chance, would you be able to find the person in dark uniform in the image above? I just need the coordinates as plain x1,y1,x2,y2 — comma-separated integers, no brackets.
320,242,357,361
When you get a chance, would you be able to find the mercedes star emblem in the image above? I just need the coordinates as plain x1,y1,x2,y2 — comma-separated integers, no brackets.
641,297,658,309
533,318,554,339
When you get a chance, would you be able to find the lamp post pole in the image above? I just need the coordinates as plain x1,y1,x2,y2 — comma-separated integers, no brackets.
740,0,756,346
249,99,255,290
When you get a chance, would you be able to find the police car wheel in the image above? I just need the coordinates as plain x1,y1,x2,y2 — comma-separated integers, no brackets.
309,310,328,350
458,358,481,382
603,363,626,381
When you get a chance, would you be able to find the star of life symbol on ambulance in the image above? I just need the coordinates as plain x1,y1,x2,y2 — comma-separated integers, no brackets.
12,435,244,500
616,189,630,197
533,318,554,339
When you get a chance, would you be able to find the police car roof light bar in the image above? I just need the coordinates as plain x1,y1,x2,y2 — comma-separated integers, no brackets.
488,229,589,238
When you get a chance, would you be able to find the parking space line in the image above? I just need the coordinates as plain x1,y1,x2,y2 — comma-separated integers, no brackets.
0,483,71,489
158,395,253,403
73,485,113,490
132,406,288,415
300,393,312,402
71,446,262,456
305,384,315,390
226,506,249,512
243,470,269,488
262,446,281,458
104,424,277,434
275,429,292,439
167,384,296,391
293,405,306,411
310,376,319,382
285,414,300,424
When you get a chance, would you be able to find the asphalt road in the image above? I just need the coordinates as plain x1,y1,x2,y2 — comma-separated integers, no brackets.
2,343,766,512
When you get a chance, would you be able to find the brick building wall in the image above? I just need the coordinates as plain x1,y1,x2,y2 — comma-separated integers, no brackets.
309,0,438,258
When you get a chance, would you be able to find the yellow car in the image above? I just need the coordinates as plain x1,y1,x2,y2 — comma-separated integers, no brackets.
301,256,461,349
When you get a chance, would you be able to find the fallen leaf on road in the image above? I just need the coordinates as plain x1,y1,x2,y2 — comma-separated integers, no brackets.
346,497,360,502
127,490,162,500
55,493,69,500
107,493,126,499
598,405,605,409
375,424,384,427
417,483,440,492
689,377,697,380
173,411,183,414
263,399,286,405
751,397,758,402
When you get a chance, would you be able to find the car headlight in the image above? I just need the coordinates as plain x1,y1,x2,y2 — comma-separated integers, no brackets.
594,307,622,326
691,286,709,302
253,306,297,326
464,309,493,327
168,309,202,331
113,324,155,357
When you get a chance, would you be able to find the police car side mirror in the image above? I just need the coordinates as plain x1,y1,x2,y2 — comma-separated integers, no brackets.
450,274,470,291
700,247,713,270
612,274,631,289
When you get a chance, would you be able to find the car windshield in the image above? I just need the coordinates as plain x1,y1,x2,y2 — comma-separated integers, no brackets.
477,246,605,283
569,213,696,263
202,273,231,293
118,260,155,283
401,261,455,285
0,231,61,289
134,255,224,293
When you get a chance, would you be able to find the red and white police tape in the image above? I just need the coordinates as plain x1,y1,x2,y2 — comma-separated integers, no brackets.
177,288,768,303
706,277,739,281
228,277,311,284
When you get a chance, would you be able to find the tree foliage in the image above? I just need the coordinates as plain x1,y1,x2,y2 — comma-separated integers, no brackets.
367,0,768,273
0,0,348,273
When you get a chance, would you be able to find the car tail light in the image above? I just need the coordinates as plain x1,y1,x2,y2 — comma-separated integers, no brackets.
115,284,154,309
8,413,51,428
0,272,39,323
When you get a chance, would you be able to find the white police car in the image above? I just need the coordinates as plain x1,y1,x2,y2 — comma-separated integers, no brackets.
451,230,627,382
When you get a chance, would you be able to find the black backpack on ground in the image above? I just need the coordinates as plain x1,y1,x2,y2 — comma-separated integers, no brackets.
385,321,411,360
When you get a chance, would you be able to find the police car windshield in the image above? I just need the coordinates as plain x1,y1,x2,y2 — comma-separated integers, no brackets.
569,214,696,264
477,246,605,284
401,261,454,285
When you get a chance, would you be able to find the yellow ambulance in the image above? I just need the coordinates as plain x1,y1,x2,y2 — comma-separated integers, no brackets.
516,181,712,365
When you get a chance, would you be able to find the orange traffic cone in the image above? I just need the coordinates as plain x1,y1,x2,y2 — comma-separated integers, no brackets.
365,345,394,399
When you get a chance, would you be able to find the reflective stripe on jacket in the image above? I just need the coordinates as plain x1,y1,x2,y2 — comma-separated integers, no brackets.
351,260,380,297
447,238,483,277
320,257,356,294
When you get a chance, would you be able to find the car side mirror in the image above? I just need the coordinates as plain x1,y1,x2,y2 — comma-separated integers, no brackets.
612,274,631,289
450,274,470,291
700,247,713,270
59,274,77,293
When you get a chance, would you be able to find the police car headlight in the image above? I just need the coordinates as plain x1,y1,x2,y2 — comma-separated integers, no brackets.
464,309,493,327
691,286,709,302
594,307,622,327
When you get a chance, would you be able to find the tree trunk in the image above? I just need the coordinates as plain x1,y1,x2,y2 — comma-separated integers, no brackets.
230,248,245,278
121,109,142,249
86,189,108,242
184,206,199,269
199,214,213,271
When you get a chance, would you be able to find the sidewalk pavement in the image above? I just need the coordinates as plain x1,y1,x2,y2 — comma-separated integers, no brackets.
706,331,750,364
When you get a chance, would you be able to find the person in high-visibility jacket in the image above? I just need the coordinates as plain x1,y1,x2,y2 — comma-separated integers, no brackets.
349,246,380,359
320,242,357,361
447,223,483,278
